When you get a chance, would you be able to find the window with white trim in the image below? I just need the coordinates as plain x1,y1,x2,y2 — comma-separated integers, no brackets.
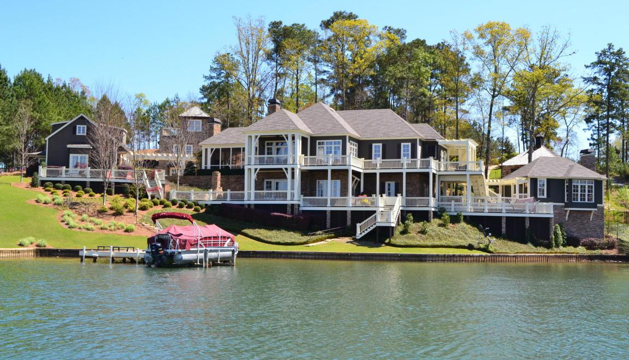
188,120,202,132
572,179,594,203
265,141,288,156
537,178,547,198
173,145,180,155
372,143,382,160
69,154,88,169
401,143,411,160
185,145,193,156
316,180,341,197
76,125,87,136
317,140,342,158
264,179,288,191
349,141,358,158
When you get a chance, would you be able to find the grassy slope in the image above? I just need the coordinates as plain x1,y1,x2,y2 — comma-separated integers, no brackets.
1,176,478,253
392,218,593,254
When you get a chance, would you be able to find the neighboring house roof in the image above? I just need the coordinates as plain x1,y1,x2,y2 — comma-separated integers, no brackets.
337,109,421,139
179,106,211,118
199,127,246,146
502,145,557,166
297,102,360,138
503,156,606,180
245,109,312,134
410,124,445,140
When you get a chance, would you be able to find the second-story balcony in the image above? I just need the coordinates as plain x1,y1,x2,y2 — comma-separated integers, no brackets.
438,161,483,172
300,155,364,168
246,155,298,166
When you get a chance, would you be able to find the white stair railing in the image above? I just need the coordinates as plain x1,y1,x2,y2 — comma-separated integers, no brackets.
356,213,377,239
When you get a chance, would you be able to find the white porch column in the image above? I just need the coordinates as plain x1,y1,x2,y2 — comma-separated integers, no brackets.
466,173,471,208
402,171,406,199
376,171,380,196
347,169,352,206
288,133,293,165
429,172,433,207
287,167,292,200
229,148,233,168
201,147,206,169
327,167,332,207
219,148,222,169
294,166,300,201
360,172,364,193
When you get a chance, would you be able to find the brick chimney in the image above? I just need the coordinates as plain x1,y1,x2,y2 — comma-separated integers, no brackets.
579,149,597,171
267,98,281,115
535,135,544,150
207,118,222,137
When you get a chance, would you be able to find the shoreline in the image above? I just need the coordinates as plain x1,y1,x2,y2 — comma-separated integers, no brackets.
1,248,627,263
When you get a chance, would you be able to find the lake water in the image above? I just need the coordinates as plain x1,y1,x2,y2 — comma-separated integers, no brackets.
1,259,628,359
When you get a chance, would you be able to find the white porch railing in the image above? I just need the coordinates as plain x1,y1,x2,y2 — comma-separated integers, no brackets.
403,197,435,207
439,161,483,172
437,200,553,214
246,155,296,165
39,166,149,181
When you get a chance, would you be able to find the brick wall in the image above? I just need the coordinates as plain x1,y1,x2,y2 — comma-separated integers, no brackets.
301,170,351,196
553,204,604,239
362,173,430,196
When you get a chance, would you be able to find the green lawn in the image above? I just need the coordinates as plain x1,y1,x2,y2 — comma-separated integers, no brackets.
0,176,481,254
0,176,145,248
489,168,502,179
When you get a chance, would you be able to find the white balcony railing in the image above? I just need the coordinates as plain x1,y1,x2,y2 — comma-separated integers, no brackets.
300,155,364,168
439,161,483,172
247,155,296,165
39,166,164,182
437,199,553,215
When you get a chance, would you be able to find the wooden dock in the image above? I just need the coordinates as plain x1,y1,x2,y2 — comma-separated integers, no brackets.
79,246,145,264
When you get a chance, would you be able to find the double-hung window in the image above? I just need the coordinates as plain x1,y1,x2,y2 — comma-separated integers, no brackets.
76,125,87,136
317,140,342,160
401,143,411,160
264,179,288,191
537,178,547,198
69,154,88,169
349,141,358,158
372,143,382,160
173,145,180,155
316,180,341,197
185,145,193,156
572,180,594,203
188,120,202,132
265,141,289,164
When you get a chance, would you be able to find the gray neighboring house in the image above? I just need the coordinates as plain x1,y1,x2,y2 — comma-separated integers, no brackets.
502,156,606,239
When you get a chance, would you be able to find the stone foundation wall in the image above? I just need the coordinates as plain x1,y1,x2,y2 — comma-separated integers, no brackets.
553,204,604,239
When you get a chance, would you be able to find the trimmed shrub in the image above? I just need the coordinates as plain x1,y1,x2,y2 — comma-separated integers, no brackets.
453,212,464,224
90,218,103,225
107,222,117,231
44,187,53,192
124,198,136,210
139,202,151,211
186,203,194,209
180,199,189,205
100,224,109,230
89,192,96,197
97,206,108,213
18,237,36,246
193,206,201,212
177,202,185,208
62,184,72,191
580,237,617,250
221,204,313,231
35,239,47,247
76,190,85,198
36,194,45,203
43,182,53,188
151,198,159,206
171,199,179,206
73,185,83,192
401,213,413,234
112,205,125,216
53,198,63,206
552,224,566,248
62,210,77,218
54,183,63,190
162,201,172,208
441,213,450,227
84,187,93,194
106,188,114,196
124,224,136,233
121,184,130,198
437,207,447,219
51,190,59,195
418,221,429,235
67,220,78,229
30,172,39,187
116,222,126,230
159,198,167,205
80,214,89,222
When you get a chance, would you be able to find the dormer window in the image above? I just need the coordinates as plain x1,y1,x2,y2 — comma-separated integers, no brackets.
76,125,87,136
188,120,202,132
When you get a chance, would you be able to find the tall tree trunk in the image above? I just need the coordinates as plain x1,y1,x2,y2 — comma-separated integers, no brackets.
455,80,460,139
485,95,495,175
295,68,300,113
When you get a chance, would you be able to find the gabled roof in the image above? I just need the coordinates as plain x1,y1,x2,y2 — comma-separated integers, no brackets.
297,103,360,138
199,127,246,146
45,114,95,140
179,106,211,118
245,109,312,134
337,109,421,139
503,156,606,180
502,145,557,166
411,124,444,140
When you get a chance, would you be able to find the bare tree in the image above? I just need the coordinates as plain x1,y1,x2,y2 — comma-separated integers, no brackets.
89,93,128,205
124,94,150,221
14,100,35,183
163,106,194,191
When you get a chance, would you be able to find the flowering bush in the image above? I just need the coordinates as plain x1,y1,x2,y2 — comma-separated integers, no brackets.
580,237,617,250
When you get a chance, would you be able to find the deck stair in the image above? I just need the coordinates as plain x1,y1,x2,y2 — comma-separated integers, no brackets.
470,174,488,197
143,170,164,199
355,195,402,239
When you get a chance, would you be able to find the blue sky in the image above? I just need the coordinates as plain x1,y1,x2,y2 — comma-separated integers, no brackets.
1,0,627,152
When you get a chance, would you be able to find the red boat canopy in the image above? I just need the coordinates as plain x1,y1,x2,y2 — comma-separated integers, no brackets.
151,212,194,224
148,224,236,249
